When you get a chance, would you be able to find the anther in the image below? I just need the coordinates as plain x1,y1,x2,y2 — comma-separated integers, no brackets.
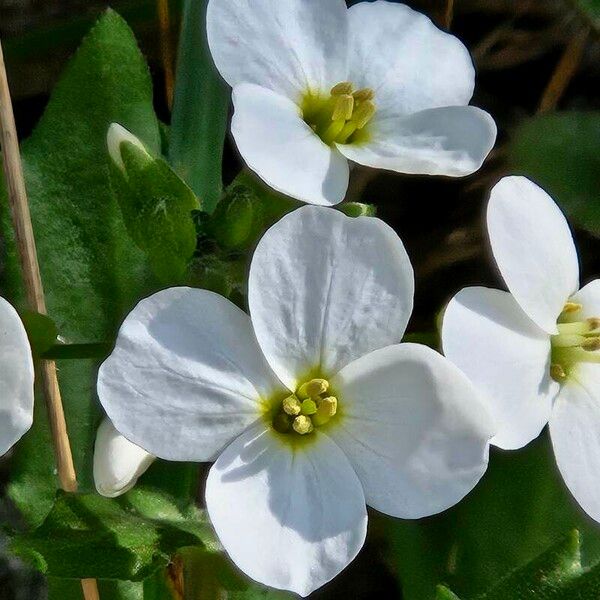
312,396,338,426
292,415,314,435
582,337,600,352
330,81,353,96
562,302,582,314
352,101,376,129
353,88,375,102
332,94,354,121
297,378,329,399
282,395,301,415
550,363,567,382
588,317,600,331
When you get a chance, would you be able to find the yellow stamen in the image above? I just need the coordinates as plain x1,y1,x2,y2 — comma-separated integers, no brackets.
312,396,337,426
550,363,567,382
292,415,314,435
562,302,582,314
282,395,301,416
353,88,375,102
297,378,329,399
582,337,600,351
352,100,376,129
332,94,354,121
330,81,353,96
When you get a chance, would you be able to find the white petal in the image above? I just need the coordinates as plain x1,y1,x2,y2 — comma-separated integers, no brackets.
487,176,579,334
338,106,496,177
106,123,149,172
329,343,495,519
442,287,558,450
550,363,600,523
206,424,367,596
93,418,155,498
249,206,414,390
206,0,348,99
568,279,600,318
347,1,475,117
0,296,34,456
97,287,285,462
231,84,349,206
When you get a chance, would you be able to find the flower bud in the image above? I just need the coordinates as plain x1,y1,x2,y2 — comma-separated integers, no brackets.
93,418,155,498
107,123,151,173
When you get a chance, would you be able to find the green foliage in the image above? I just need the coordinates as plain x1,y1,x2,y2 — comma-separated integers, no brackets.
509,112,600,237
385,435,600,600
169,0,230,212
111,141,199,282
339,202,377,218
576,0,600,21
437,530,600,600
19,310,59,356
11,488,216,581
1,9,161,526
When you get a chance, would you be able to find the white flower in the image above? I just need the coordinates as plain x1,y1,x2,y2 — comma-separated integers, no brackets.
442,175,600,523
93,417,155,498
0,296,34,456
98,206,494,596
206,0,497,206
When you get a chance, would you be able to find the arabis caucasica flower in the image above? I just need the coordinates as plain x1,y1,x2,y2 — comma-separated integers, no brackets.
98,206,494,595
0,296,34,455
442,176,600,522
206,0,497,206
93,418,155,498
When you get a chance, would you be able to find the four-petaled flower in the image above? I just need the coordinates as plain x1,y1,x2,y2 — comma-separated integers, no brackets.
206,0,497,206
0,296,34,456
98,206,494,596
442,176,600,523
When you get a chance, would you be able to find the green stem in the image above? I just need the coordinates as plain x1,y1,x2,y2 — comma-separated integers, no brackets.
169,0,230,213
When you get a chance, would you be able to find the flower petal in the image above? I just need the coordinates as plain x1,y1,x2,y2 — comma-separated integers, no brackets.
0,296,34,456
568,279,600,318
442,287,558,450
97,287,285,462
249,206,414,390
329,343,495,519
487,176,579,334
231,84,349,206
93,418,155,498
207,0,348,99
337,106,496,177
347,1,475,117
550,363,600,523
206,424,367,596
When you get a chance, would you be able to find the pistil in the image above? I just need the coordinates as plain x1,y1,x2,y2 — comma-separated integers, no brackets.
302,82,376,146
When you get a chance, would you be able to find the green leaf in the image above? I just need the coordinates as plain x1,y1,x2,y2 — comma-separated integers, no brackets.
338,202,377,218
385,434,600,600
169,0,230,212
1,9,160,525
48,578,144,600
111,140,200,282
438,530,600,600
20,310,59,356
509,112,600,237
11,488,217,581
575,0,600,21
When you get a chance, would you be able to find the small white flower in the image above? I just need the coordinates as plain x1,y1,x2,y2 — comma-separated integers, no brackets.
0,296,34,456
442,175,600,523
98,206,493,596
206,0,497,206
93,417,155,498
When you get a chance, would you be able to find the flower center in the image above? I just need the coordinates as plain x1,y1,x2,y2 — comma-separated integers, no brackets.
272,378,338,436
550,302,600,382
301,81,376,146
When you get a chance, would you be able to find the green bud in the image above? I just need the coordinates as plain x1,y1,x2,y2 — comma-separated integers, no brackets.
209,186,257,250
339,202,377,218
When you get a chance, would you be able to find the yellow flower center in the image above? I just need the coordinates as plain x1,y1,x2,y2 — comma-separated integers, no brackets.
550,303,600,381
301,81,376,146
271,378,338,436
